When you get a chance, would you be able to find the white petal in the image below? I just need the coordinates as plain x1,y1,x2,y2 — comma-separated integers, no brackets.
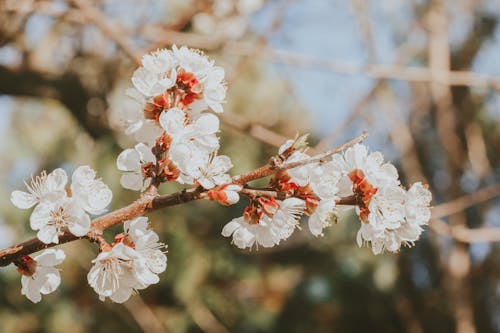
120,173,144,191
30,202,52,230
109,287,134,303
196,113,219,134
159,108,186,136
131,67,157,96
135,143,156,164
212,155,232,173
68,213,91,237
21,276,42,303
35,249,66,266
11,191,37,209
198,177,216,190
133,121,163,145
224,191,240,205
46,168,68,192
38,268,61,295
37,226,59,244
233,227,255,249
221,219,242,237
72,166,96,186
117,149,141,171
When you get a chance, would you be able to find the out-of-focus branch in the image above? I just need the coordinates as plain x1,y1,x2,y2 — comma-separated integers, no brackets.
0,65,111,138
427,3,475,333
12,2,500,91
18,1,293,150
121,296,169,333
432,184,500,220
430,184,500,244
68,0,142,63
219,112,288,148
146,29,500,90
187,298,230,333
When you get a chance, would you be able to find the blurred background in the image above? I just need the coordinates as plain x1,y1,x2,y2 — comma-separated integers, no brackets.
0,0,499,332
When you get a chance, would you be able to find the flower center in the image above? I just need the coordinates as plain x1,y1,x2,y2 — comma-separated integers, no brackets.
48,206,70,234
176,70,202,108
143,70,203,121
244,198,280,224
348,169,378,223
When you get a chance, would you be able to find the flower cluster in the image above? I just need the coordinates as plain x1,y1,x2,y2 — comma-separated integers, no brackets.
88,217,167,303
222,139,432,255
11,166,113,302
8,46,433,305
118,46,233,192
11,166,112,244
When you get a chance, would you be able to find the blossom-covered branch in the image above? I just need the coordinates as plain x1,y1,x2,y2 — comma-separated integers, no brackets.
3,46,432,304
0,132,366,267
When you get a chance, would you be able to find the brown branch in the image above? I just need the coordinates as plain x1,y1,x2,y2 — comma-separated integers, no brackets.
431,184,500,220
0,134,366,267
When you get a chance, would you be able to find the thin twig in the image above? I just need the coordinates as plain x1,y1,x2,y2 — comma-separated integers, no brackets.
232,132,367,185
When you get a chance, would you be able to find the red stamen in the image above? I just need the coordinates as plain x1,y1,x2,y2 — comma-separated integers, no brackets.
348,169,378,223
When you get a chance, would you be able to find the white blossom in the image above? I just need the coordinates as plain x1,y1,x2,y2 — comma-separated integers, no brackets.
331,143,400,196
202,66,226,113
190,154,233,189
269,198,306,240
222,216,270,249
87,242,140,303
88,218,167,303
172,45,213,78
285,151,318,187
124,217,167,282
160,108,224,186
405,182,432,227
116,143,156,191
128,46,226,117
19,249,65,303
121,88,164,144
355,182,432,255
11,167,112,244
30,197,91,244
308,200,336,237
11,168,67,209
172,45,226,113
222,198,305,249
305,162,341,236
131,50,177,97
71,166,112,215
160,107,220,152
